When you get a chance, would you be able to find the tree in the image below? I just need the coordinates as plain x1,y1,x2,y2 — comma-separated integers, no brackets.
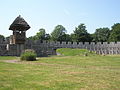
109,23,120,42
73,23,92,42
28,36,37,40
36,28,46,40
28,28,50,41
0,34,5,41
70,33,76,42
51,25,67,41
0,34,4,38
44,34,51,41
58,34,71,42
93,27,110,42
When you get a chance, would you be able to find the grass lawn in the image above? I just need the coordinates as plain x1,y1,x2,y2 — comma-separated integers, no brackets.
0,55,120,90
0,56,18,60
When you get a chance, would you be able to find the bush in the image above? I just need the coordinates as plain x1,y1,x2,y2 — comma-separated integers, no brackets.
20,49,37,61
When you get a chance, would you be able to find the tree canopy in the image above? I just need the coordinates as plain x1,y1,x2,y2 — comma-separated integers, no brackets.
72,24,92,42
36,28,46,40
28,28,50,41
0,34,5,40
51,25,67,41
27,23,120,42
93,27,110,42
109,23,120,42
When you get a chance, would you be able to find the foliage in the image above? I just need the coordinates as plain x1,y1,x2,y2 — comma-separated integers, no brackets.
70,33,76,42
44,34,51,41
51,25,67,41
93,27,110,42
20,49,37,61
73,23,92,42
28,36,37,40
27,23,120,42
56,48,96,56
109,23,120,42
0,34,5,40
58,34,71,42
28,28,50,41
36,28,46,40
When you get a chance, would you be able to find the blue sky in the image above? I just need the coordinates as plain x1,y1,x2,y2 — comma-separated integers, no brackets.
0,0,120,37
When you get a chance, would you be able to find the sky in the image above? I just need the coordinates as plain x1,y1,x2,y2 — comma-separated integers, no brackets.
0,0,120,37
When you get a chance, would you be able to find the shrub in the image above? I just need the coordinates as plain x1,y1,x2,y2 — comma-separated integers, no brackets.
20,49,37,61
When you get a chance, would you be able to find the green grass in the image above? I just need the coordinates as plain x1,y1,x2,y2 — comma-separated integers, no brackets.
0,56,17,60
0,55,120,90
56,48,96,56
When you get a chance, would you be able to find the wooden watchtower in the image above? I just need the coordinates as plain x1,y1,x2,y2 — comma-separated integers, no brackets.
9,15,30,44
8,15,30,56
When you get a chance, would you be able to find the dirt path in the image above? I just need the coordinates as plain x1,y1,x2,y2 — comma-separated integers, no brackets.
3,60,21,63
1,59,75,69
1,60,60,66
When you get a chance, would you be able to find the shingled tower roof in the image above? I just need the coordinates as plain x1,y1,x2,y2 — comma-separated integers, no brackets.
9,15,30,31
